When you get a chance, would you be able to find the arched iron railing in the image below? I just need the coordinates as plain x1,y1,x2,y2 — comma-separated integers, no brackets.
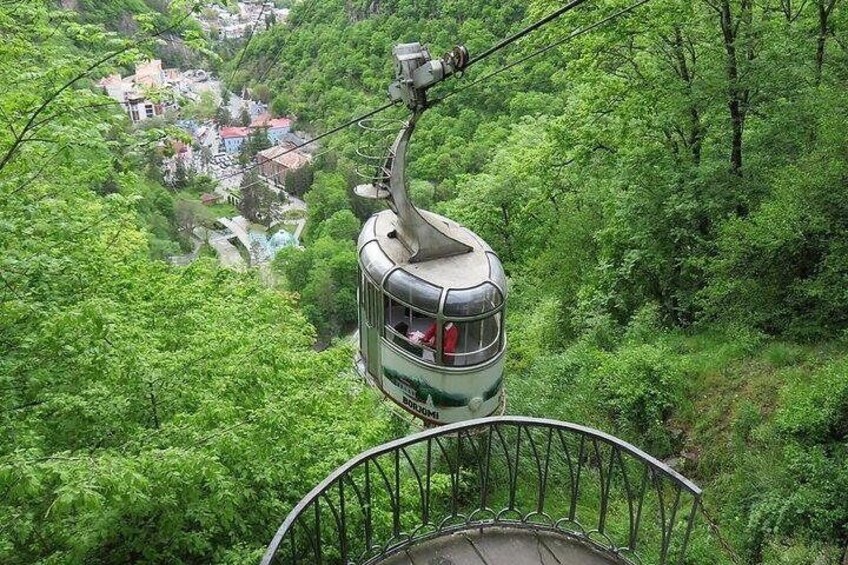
262,416,702,565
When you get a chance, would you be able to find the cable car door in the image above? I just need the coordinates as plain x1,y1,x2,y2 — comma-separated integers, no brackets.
362,276,382,387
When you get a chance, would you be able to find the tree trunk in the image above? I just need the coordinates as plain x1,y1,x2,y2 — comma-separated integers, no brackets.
728,97,744,175
718,0,750,177
815,0,839,84
670,26,704,166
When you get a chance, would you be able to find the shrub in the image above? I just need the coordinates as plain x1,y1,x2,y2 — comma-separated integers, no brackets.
776,358,848,443
597,344,688,455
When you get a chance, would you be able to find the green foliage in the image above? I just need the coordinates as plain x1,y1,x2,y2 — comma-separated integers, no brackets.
701,114,848,339
273,236,359,340
285,163,314,197
215,104,232,126
776,358,848,444
596,344,687,455
320,209,360,242
509,337,686,457
183,89,220,121
303,171,351,241
240,127,271,163
238,169,275,226
0,5,392,562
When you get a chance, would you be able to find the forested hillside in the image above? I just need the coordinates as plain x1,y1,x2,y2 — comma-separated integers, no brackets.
1,0,847,563
0,3,393,562
237,0,848,562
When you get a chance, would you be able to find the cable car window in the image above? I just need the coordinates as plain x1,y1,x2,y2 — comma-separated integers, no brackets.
384,269,442,313
445,314,502,367
361,273,381,327
384,297,436,360
443,283,502,317
360,241,393,283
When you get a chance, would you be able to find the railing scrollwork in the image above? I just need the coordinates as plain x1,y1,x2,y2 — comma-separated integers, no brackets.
262,416,702,565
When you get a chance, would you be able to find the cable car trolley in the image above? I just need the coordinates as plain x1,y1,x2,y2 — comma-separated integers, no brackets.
355,42,507,425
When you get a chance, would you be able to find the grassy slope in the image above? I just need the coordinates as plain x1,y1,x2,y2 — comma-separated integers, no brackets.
506,318,848,563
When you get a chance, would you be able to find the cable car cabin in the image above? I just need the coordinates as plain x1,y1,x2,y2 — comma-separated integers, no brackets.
351,42,508,424
356,209,506,425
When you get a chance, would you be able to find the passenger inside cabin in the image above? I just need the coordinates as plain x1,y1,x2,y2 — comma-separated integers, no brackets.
413,321,458,364
393,321,422,355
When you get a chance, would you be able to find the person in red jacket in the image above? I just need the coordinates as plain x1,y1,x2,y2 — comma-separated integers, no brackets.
422,321,459,362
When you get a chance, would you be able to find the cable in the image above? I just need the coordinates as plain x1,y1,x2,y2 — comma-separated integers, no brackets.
433,0,652,106
465,0,592,68
218,0,650,187
216,100,399,182
255,40,287,84
228,2,270,86
255,0,323,84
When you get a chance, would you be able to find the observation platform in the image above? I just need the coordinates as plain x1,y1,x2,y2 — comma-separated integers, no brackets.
377,526,616,565
261,417,702,565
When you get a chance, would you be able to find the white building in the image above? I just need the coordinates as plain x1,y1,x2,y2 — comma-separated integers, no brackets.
99,60,169,124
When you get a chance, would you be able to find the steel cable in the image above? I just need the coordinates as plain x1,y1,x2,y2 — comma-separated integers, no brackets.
433,0,653,106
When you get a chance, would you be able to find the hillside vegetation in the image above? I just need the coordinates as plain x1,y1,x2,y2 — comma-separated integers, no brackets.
238,0,848,562
0,0,846,563
0,3,393,562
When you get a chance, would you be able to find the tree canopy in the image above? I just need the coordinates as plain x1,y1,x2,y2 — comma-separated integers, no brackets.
2,0,848,562
0,3,392,562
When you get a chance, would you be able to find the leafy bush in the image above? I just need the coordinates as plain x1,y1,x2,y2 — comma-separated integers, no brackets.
701,131,848,340
734,357,848,557
507,341,605,425
596,344,688,456
746,444,848,553
776,358,848,443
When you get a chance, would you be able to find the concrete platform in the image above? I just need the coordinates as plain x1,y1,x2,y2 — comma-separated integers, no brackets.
376,526,621,565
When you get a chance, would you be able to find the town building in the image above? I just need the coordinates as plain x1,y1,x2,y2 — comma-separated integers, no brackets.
220,116,296,154
220,127,251,153
99,74,164,123
135,59,165,87
195,1,289,40
278,132,318,154
256,146,311,186
250,114,293,145
99,60,173,124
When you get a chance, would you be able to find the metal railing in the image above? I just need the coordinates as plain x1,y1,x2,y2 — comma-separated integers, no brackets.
262,416,702,565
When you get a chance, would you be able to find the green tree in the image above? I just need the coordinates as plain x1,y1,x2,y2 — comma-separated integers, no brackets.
171,156,190,189
0,6,392,563
184,89,220,121
285,162,314,197
273,236,359,339
303,172,350,241
240,127,271,163
238,169,275,225
215,104,232,126
320,209,360,242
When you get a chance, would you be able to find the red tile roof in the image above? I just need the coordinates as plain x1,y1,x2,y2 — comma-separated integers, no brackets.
268,117,292,129
220,126,250,139
257,146,311,169
250,114,293,129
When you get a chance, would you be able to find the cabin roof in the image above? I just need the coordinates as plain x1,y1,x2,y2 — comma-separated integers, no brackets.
358,210,506,314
